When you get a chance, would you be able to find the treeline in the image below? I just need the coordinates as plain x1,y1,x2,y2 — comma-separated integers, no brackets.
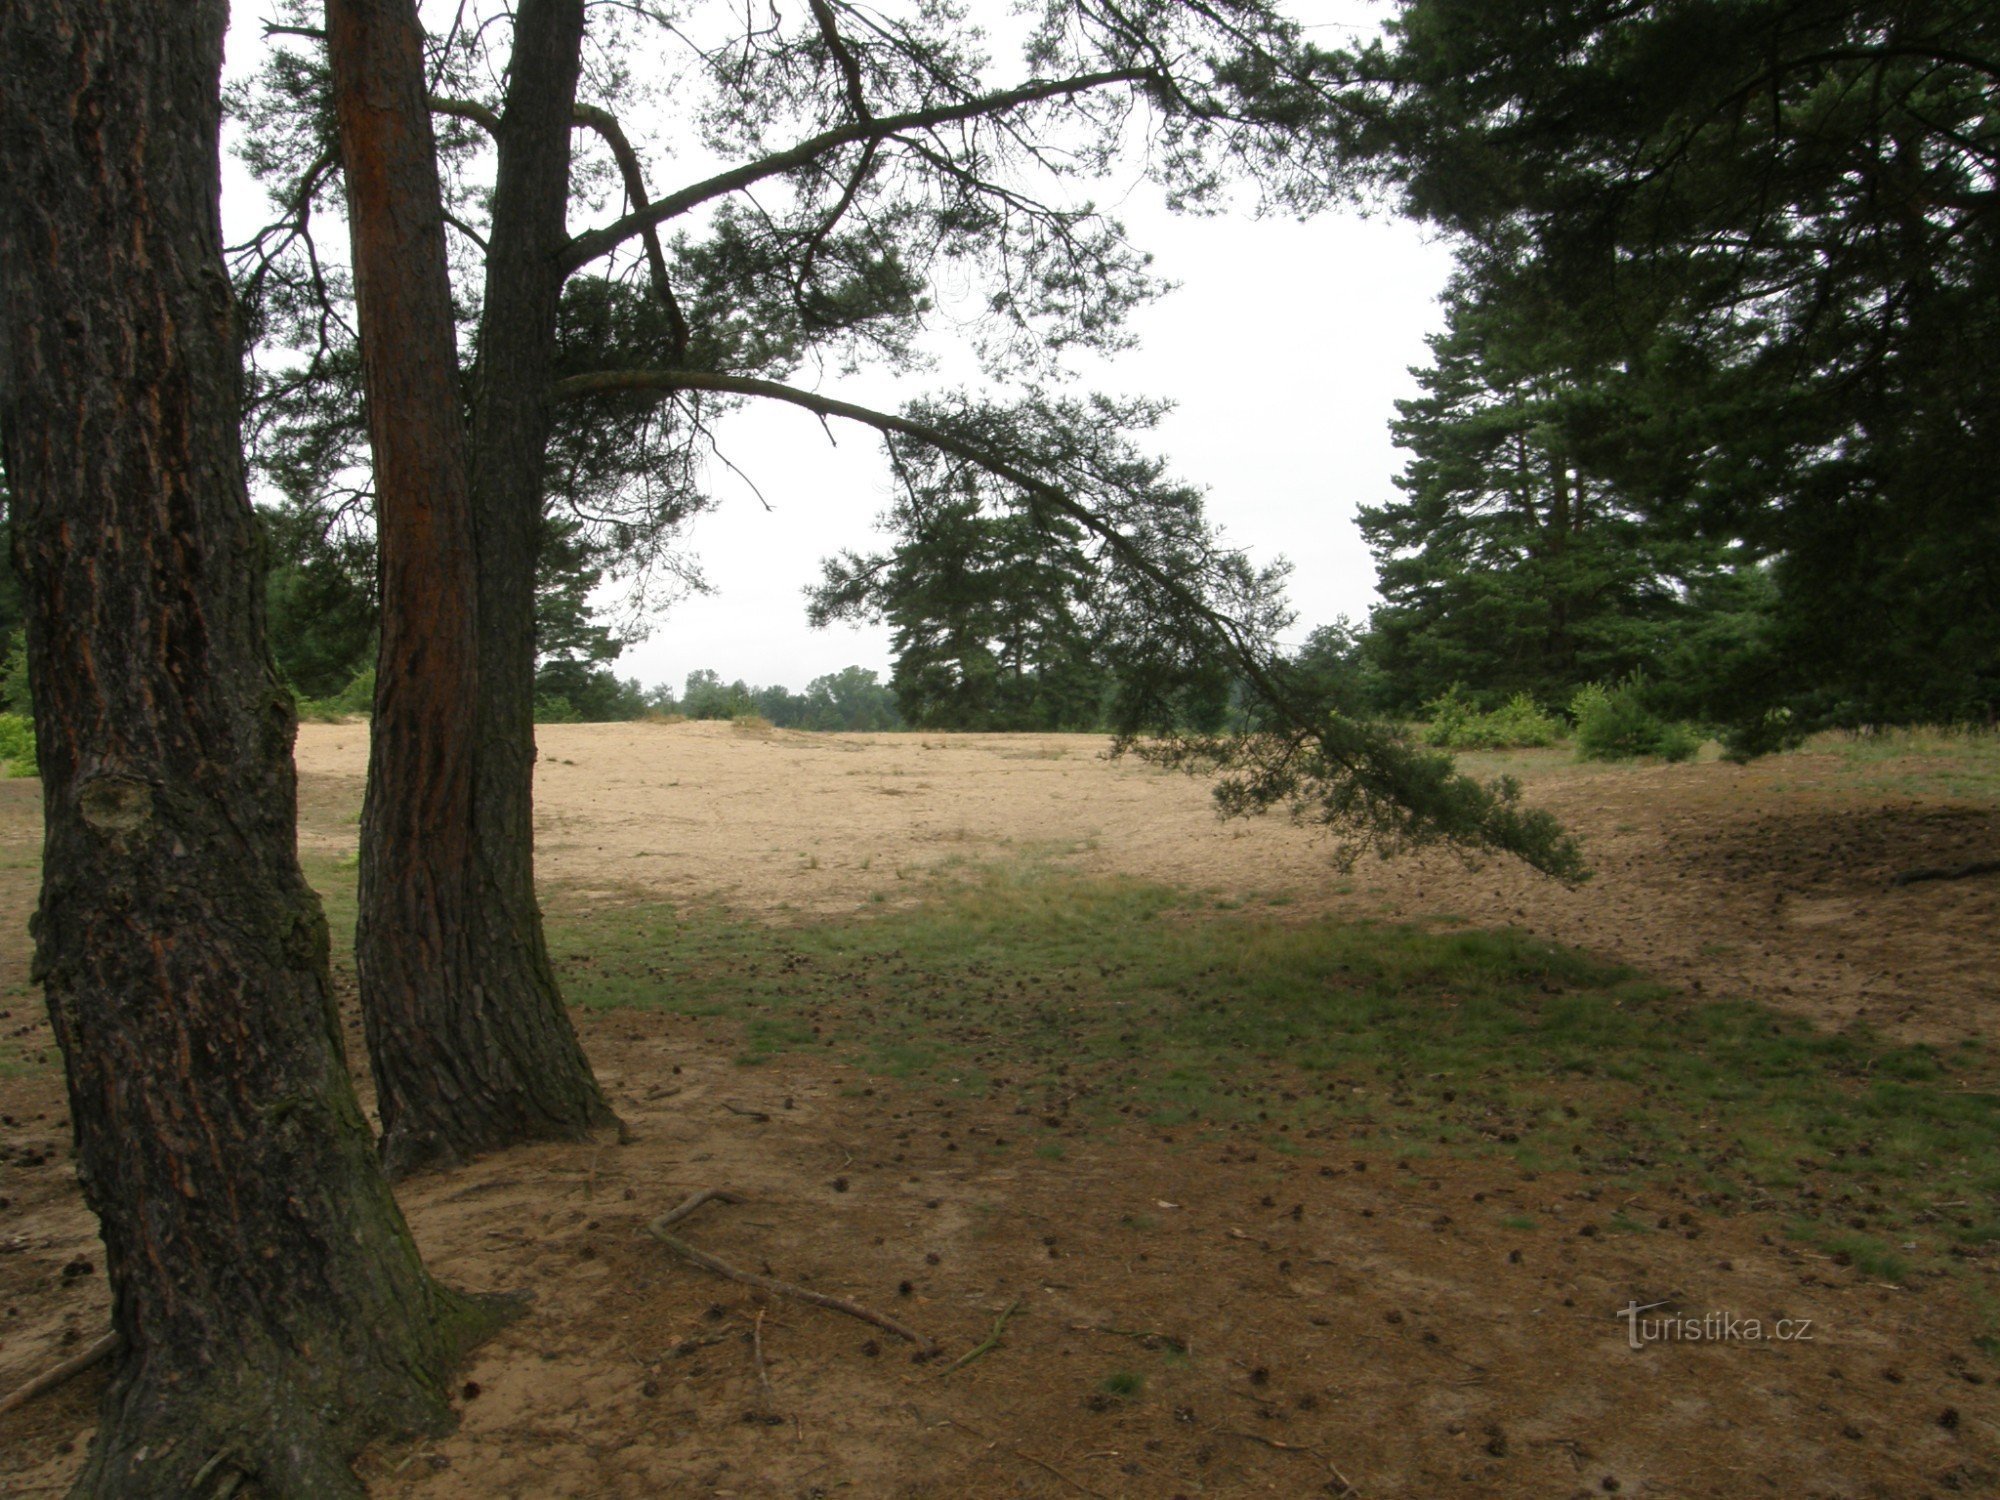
540,664,904,732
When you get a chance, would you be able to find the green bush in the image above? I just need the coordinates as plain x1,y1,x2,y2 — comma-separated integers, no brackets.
295,666,375,723
0,628,31,717
1570,675,1700,762
0,713,38,778
1479,692,1567,748
1420,685,1476,747
1422,687,1566,750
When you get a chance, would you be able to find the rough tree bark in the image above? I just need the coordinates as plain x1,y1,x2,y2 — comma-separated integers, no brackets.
462,0,622,1152
331,0,615,1175
0,2,504,1494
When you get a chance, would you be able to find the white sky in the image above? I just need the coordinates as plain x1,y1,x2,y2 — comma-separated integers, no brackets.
222,2,1453,697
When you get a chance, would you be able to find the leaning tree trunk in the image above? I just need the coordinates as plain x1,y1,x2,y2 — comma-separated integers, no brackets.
0,3,504,1495
332,0,615,1175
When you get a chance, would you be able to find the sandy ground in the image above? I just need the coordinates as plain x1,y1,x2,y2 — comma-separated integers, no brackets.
1,720,1996,1498
293,719,2000,1045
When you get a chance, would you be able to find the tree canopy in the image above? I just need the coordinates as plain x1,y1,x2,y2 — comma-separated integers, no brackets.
1348,0,1999,744
1359,266,1752,715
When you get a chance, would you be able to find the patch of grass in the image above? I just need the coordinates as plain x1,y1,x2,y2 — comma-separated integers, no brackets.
1099,1369,1145,1399
1813,725,2000,802
1790,1223,1915,1283
1500,1214,1538,1231
300,853,2000,1282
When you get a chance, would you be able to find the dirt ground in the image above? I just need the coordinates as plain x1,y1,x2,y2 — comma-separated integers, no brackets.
2,721,1997,1497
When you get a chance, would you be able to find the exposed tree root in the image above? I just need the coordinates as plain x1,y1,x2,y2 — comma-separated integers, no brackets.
0,1330,119,1416
644,1189,938,1356
1891,858,2000,887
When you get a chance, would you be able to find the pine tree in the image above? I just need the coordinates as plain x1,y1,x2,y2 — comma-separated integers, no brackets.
1360,268,1745,713
0,2,504,1488
1351,0,2000,736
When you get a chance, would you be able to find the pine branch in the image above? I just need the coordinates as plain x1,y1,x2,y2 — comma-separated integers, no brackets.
549,367,1586,879
559,67,1150,274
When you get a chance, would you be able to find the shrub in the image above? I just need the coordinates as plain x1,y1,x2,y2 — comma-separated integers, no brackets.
1571,676,1700,762
0,713,37,778
0,628,31,716
1420,685,1477,748
1422,687,1565,750
1478,692,1567,749
295,666,375,722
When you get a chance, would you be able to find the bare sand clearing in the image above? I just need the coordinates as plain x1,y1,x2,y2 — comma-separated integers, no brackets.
296,718,2000,1046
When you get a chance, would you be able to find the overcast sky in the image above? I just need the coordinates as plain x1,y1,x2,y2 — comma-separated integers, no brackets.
222,2,1454,697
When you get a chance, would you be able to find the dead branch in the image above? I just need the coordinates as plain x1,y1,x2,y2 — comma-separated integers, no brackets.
1013,1447,1110,1499
1891,858,2000,887
644,1190,937,1355
941,1298,1022,1374
942,1417,1110,1499
0,1331,119,1416
1070,1321,1189,1355
647,1187,746,1235
750,1308,778,1416
1215,1426,1362,1493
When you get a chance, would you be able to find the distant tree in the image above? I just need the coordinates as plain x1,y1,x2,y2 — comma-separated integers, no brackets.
664,666,899,729
0,1,499,1487
1289,619,1386,718
803,665,903,731
262,493,378,699
531,515,650,720
680,668,757,720
810,483,1106,730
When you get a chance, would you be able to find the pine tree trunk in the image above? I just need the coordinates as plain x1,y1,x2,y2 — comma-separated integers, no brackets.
462,0,620,1152
0,4,504,1494
331,0,615,1175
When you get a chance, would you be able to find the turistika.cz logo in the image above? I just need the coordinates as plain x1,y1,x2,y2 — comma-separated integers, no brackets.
1616,1301,1814,1350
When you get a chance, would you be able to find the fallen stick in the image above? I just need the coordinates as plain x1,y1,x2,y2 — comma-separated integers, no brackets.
1217,1427,1362,1494
1071,1321,1188,1355
0,1331,120,1416
647,1187,746,1236
644,1190,937,1356
1013,1446,1108,1499
1891,858,2000,887
942,1298,1021,1375
750,1309,778,1416
943,1418,1109,1500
